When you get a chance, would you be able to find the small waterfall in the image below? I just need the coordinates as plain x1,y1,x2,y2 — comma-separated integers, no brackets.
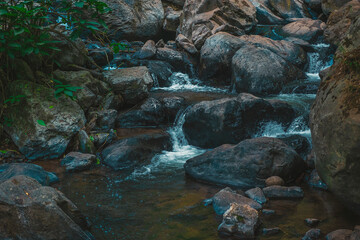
153,72,228,92
306,43,334,81
128,107,206,179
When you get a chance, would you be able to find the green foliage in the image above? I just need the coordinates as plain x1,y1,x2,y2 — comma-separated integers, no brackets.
89,135,95,142
53,79,82,100
110,42,129,54
4,95,25,104
37,119,46,126
0,0,110,60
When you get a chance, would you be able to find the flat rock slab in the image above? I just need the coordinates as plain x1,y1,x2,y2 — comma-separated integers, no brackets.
212,187,262,215
263,186,304,199
61,152,96,172
0,163,58,185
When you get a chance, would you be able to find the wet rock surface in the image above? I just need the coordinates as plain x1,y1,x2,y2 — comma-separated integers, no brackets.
0,163,58,185
212,187,262,215
263,185,304,199
61,152,96,172
0,176,93,240
184,137,305,188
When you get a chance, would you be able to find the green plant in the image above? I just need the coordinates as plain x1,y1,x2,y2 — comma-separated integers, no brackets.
53,79,82,100
110,42,129,54
4,95,25,104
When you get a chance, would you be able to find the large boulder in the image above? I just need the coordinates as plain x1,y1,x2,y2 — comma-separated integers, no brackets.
281,19,326,43
179,0,257,49
310,9,360,214
248,0,286,24
231,44,305,95
321,0,352,15
184,137,305,189
101,0,164,40
183,93,296,148
0,176,93,240
101,131,171,170
199,32,247,83
116,98,166,127
0,163,58,185
53,70,110,111
4,81,86,160
324,0,360,46
199,33,306,84
104,66,153,106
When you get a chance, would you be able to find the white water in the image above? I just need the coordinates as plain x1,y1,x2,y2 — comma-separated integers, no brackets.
153,72,228,93
127,108,206,180
305,43,334,81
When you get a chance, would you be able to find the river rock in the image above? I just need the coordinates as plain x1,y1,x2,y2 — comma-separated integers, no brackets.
117,98,166,127
90,109,117,131
249,0,286,24
305,218,320,227
199,32,247,83
101,0,164,40
78,130,96,154
277,135,311,160
53,70,110,111
156,47,195,75
101,92,124,110
281,19,326,43
135,40,157,59
303,228,321,240
245,187,267,205
231,44,305,95
101,132,171,170
104,66,153,106
323,0,360,46
176,34,198,55
326,229,353,240
163,7,181,32
212,187,262,215
0,163,58,185
0,176,93,240
183,93,297,148
263,186,304,199
92,129,117,149
4,81,86,160
161,96,186,122
265,176,285,186
263,228,281,236
145,60,174,87
322,0,351,15
53,37,88,70
179,0,257,50
61,152,96,172
218,203,260,239
184,137,305,188
166,0,185,7
240,35,307,68
268,0,309,19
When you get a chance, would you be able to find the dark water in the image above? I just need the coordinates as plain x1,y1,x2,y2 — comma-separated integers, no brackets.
35,156,359,240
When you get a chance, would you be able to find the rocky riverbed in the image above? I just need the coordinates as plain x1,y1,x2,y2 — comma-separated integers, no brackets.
1,0,360,239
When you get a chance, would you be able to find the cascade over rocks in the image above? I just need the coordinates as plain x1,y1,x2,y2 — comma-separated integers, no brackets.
310,2,360,214
4,81,86,160
101,0,164,40
183,93,297,148
184,137,305,189
0,176,93,240
179,0,257,50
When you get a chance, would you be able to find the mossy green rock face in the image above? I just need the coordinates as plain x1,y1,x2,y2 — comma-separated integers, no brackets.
4,81,86,160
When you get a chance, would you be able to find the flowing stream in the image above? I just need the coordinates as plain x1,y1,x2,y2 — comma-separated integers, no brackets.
35,41,360,240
